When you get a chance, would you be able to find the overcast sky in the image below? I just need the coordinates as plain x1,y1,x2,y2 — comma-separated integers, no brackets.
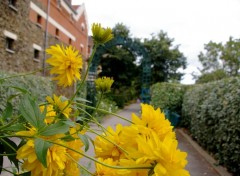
72,0,240,84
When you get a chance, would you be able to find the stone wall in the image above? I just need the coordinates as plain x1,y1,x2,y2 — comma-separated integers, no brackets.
0,0,79,97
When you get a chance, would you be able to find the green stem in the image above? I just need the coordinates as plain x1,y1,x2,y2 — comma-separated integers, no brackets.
77,107,109,134
66,153,94,176
50,140,152,170
1,168,18,175
76,102,133,124
0,138,16,152
0,67,48,82
56,44,99,120
0,153,16,156
93,92,103,116
0,118,19,131
70,44,99,103
86,127,129,155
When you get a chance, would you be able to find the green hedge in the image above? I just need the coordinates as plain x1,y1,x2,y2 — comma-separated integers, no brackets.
182,77,240,175
150,82,186,117
0,72,54,115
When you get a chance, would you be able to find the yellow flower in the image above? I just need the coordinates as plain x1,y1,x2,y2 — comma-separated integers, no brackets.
95,76,114,93
134,131,189,176
46,94,72,118
66,125,85,161
46,44,83,87
16,126,37,137
92,23,114,45
117,159,149,176
40,105,56,124
17,139,67,176
94,124,126,161
94,158,119,176
64,161,80,176
132,104,175,141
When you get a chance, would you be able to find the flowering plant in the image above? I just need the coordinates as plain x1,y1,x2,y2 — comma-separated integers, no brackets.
0,23,189,176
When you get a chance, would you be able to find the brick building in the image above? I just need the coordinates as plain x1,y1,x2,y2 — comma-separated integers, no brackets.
0,0,89,75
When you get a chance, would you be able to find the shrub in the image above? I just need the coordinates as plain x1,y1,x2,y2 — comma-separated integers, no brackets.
182,77,240,175
150,82,187,126
0,72,53,115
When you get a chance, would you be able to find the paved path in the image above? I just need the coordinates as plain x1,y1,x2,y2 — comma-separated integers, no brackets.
81,102,232,176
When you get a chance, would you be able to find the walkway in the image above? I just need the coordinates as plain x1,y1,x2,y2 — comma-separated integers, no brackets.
82,102,232,176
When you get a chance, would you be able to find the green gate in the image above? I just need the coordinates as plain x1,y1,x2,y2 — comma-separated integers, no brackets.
86,36,151,106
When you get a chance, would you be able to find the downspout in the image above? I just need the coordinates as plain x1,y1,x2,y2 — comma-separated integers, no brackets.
42,0,51,76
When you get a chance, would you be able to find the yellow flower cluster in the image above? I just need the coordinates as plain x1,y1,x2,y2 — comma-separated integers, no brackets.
92,23,114,45
17,135,84,176
95,76,114,93
94,104,190,176
16,95,84,176
16,126,84,176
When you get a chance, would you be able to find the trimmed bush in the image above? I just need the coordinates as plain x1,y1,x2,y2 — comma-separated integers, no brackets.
182,77,240,175
0,72,53,114
150,82,187,126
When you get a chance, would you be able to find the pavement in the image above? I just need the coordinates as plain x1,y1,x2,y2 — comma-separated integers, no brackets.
86,102,232,176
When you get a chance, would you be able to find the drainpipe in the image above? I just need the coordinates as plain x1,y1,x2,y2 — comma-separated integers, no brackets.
42,0,51,76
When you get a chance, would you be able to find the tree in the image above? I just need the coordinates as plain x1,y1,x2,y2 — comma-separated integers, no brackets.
99,23,139,89
197,37,240,82
198,41,223,74
98,23,141,107
221,37,240,76
143,31,187,83
195,69,228,84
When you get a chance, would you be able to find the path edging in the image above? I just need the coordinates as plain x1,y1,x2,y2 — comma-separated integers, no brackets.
176,128,232,176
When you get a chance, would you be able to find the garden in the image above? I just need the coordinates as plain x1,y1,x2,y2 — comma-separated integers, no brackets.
0,24,190,176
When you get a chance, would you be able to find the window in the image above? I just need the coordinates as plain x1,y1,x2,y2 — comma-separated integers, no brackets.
33,44,42,62
80,44,84,53
81,23,85,32
6,37,15,53
36,14,42,27
70,14,74,22
34,49,40,61
4,30,17,53
8,0,18,11
56,0,61,9
55,28,59,39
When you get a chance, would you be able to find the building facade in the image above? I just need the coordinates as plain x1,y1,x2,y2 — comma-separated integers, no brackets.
0,0,89,75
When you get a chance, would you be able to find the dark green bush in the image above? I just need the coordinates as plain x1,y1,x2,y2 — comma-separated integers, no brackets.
0,72,53,114
150,82,186,117
182,77,240,175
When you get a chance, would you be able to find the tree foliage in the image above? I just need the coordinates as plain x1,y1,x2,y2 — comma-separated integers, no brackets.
143,31,187,83
197,37,240,83
99,23,140,89
98,24,187,106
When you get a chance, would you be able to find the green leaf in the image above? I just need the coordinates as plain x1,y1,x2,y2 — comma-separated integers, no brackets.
34,138,52,168
19,94,45,129
78,134,89,152
0,143,4,174
1,138,19,170
4,123,26,132
14,171,31,176
2,102,13,121
8,86,29,94
74,97,91,103
7,93,22,102
40,121,69,136
62,120,75,127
